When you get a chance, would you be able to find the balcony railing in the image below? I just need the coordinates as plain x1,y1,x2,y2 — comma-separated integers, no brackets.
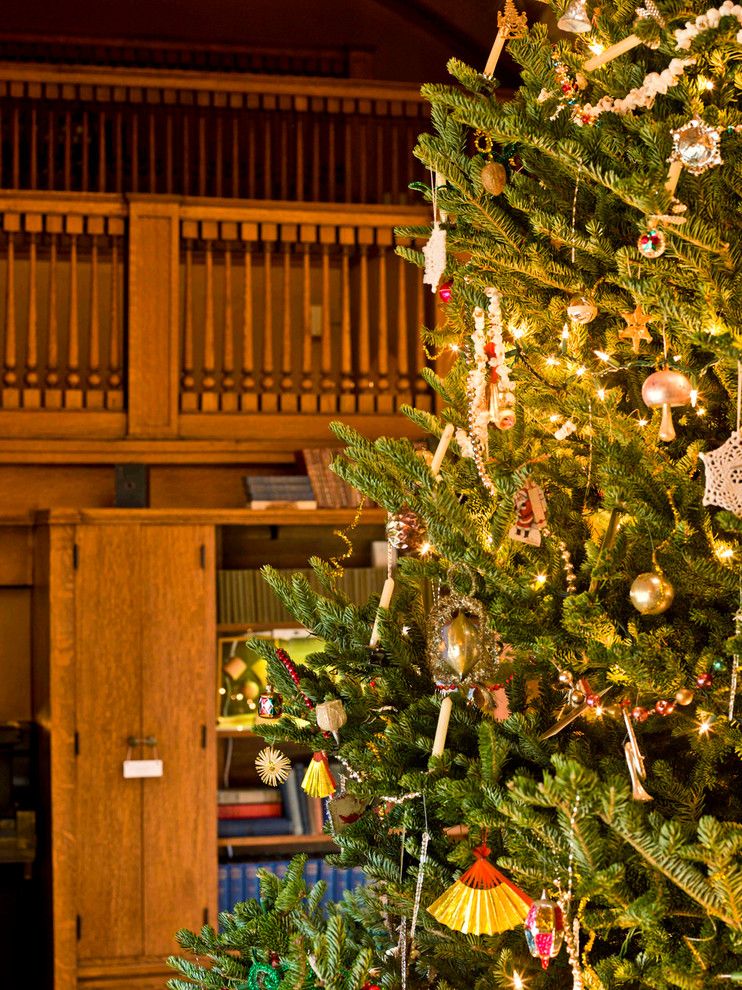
0,64,428,204
0,192,434,442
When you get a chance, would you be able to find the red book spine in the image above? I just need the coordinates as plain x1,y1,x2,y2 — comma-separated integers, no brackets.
217,802,283,820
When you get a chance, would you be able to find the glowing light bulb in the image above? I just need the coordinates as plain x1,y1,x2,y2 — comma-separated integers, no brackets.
673,354,681,362
512,973,525,990
545,355,560,366
449,343,460,353
419,541,432,556
596,387,606,400
549,414,560,423
511,325,526,339
698,75,714,90
697,407,707,416
594,350,610,362
588,41,605,54
638,418,648,427
561,325,570,340
698,717,714,735
534,573,547,588
716,545,734,560
575,365,586,376
690,388,698,407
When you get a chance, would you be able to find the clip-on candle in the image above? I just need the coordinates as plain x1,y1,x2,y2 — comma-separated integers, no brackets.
484,0,527,77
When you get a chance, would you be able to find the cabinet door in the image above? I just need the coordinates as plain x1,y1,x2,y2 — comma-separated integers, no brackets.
140,526,216,957
75,525,144,961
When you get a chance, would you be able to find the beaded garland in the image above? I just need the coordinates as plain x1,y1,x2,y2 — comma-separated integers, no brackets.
548,47,693,124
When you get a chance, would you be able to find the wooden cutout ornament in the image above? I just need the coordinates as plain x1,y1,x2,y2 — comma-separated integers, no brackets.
619,304,654,353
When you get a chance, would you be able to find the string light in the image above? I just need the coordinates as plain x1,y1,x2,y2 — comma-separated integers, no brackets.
698,75,714,90
596,388,606,400
716,544,734,561
533,573,547,589
588,41,605,54
512,972,526,990
511,325,526,339
594,350,610,362
419,541,433,556
698,716,714,735
697,407,707,417
449,343,460,353
546,355,560,366
575,365,586,376
690,388,698,407
638,418,648,427
549,414,560,423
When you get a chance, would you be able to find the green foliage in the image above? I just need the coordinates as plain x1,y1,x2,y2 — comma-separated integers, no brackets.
171,3,742,989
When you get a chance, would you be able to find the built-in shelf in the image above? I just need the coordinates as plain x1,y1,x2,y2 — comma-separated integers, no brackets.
218,833,337,852
40,507,387,526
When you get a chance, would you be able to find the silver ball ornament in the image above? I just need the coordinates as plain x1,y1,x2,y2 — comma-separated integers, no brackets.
629,572,675,615
671,119,722,175
566,295,597,324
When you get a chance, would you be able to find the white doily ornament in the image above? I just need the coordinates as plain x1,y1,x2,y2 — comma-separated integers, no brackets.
700,431,742,515
422,170,447,292
422,221,447,292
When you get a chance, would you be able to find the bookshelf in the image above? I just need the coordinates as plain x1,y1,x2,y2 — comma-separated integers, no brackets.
215,507,385,873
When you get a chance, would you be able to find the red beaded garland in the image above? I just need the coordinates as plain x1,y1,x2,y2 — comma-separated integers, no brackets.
696,672,713,689
632,706,649,722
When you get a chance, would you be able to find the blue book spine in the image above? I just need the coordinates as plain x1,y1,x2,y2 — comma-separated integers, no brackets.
218,865,228,915
305,857,320,892
351,866,365,890
245,862,259,901
227,864,242,909
218,816,294,837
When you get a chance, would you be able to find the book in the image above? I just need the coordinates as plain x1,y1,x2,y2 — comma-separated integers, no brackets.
301,448,363,508
218,816,294,838
218,788,281,805
244,862,259,901
218,865,228,915
217,802,283,820
243,475,317,509
227,863,243,908
280,773,305,836
307,796,323,834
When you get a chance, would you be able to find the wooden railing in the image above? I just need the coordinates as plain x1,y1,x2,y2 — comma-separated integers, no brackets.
0,64,428,204
0,192,434,442
0,34,374,78
179,202,435,418
0,193,125,414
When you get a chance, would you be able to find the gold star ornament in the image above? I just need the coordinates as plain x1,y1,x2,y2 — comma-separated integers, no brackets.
619,304,655,353
255,746,292,786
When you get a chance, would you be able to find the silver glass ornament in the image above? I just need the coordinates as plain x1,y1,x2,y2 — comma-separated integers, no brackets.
670,119,722,175
557,0,591,32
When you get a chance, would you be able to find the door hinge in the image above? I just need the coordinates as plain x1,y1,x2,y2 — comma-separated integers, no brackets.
201,724,207,749
74,731,79,756
203,907,209,926
76,915,82,940
73,543,79,569
199,544,206,569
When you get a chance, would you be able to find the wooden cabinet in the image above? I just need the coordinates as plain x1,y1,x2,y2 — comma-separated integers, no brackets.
34,514,216,990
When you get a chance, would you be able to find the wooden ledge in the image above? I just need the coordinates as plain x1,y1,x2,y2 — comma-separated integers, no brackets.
34,507,387,527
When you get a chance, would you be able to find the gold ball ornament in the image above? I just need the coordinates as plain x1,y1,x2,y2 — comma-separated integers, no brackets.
481,160,507,196
675,687,695,705
566,295,597,324
386,509,427,552
629,572,675,615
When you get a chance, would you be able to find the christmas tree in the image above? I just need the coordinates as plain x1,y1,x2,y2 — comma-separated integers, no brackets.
169,1,742,987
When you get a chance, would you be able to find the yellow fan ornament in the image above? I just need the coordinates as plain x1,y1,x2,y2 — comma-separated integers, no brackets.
427,842,532,935
301,751,337,798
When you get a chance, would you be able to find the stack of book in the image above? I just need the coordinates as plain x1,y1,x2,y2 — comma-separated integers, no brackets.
243,474,317,510
218,857,367,914
301,449,363,508
217,786,293,839
217,567,387,624
279,764,331,836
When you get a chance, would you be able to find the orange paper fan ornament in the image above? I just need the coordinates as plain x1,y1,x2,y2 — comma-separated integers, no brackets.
301,751,337,798
427,843,532,935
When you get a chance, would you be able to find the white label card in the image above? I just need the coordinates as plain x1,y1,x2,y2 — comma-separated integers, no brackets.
122,759,164,779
